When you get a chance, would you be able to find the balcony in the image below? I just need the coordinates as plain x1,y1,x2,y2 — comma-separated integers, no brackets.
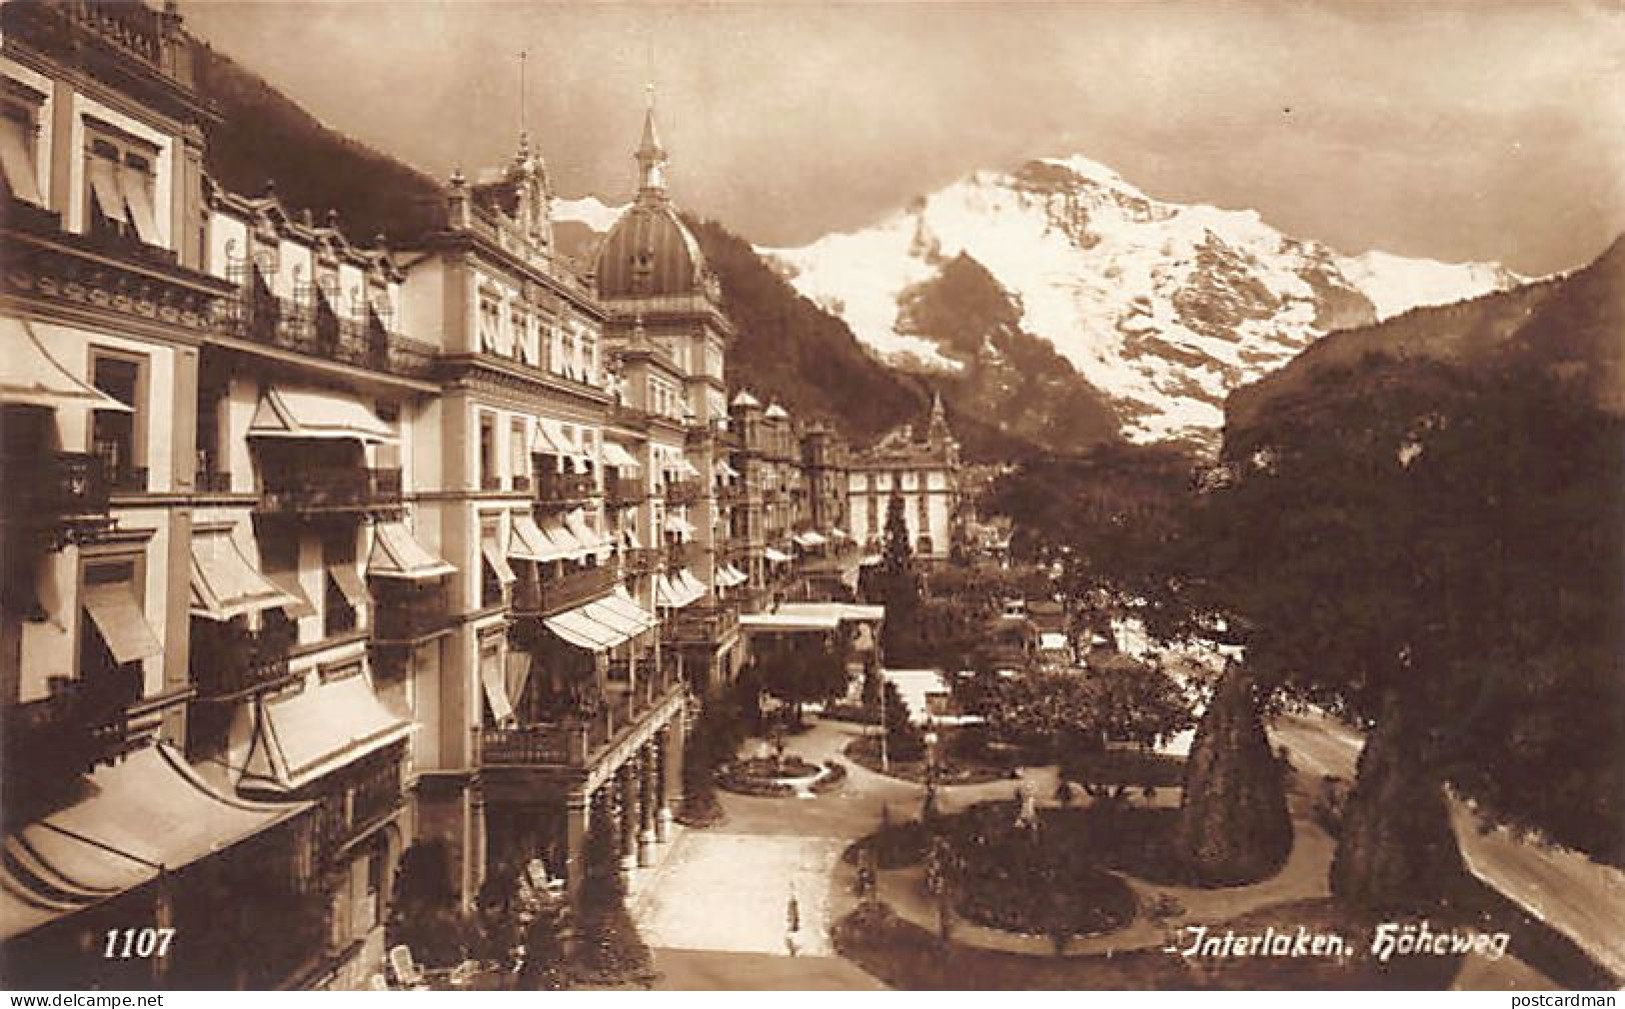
533,467,596,507
196,469,233,493
221,286,437,380
259,466,402,515
513,564,616,618
480,663,681,771
1,451,114,547
663,479,703,506
605,475,644,507
3,671,142,784
664,542,694,570
311,748,404,855
372,585,453,645
2,2,191,87
620,547,659,577
717,483,748,504
664,603,739,646
190,619,297,701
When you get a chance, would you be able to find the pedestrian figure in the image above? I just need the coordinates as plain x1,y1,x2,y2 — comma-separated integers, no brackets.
1055,778,1075,808
785,883,803,957
1014,784,1038,831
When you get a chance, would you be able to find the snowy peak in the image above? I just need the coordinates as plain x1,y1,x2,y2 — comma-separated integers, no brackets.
766,155,1517,447
553,194,627,233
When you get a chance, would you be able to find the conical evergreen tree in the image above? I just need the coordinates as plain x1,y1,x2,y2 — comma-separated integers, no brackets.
573,803,651,983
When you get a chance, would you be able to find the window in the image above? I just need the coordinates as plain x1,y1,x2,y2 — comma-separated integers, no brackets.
510,309,528,362
478,412,497,491
580,331,598,385
479,517,514,610
0,92,43,206
510,418,529,491
84,124,159,245
478,296,502,354
561,326,577,380
323,535,365,638
78,555,157,720
91,351,145,492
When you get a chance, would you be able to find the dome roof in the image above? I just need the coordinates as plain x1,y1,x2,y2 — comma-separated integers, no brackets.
594,201,710,300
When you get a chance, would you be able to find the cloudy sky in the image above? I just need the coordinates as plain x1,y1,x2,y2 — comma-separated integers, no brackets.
184,1,1624,275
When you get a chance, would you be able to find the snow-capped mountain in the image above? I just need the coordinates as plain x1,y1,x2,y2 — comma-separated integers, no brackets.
764,155,1519,445
553,195,626,233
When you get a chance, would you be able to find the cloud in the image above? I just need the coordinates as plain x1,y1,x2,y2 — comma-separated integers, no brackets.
183,0,1625,274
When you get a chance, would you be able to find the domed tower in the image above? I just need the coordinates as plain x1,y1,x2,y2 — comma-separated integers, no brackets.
594,92,732,425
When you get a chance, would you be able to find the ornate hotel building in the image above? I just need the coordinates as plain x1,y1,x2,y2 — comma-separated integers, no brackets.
0,0,946,990
846,393,962,563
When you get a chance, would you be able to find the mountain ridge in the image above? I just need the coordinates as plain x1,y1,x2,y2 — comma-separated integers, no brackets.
761,154,1520,447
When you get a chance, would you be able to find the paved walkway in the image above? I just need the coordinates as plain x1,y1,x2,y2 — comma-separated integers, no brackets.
630,716,1560,990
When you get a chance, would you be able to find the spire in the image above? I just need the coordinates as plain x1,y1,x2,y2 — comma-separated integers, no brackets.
927,389,951,443
635,84,667,200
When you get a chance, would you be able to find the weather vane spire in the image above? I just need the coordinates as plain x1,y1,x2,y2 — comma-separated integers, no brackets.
519,49,528,141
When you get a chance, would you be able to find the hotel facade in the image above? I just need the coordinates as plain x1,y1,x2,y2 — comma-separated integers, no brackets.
0,0,953,989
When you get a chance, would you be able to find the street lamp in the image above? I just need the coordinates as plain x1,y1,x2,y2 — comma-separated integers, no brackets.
877,674,889,773
922,719,940,820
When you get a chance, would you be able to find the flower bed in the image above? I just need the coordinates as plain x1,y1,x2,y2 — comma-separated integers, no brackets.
843,734,1017,786
944,801,1137,940
716,758,846,798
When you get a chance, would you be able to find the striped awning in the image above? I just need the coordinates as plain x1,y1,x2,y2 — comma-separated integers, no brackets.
0,319,132,412
602,441,641,471
190,525,299,620
248,386,396,443
764,547,793,564
368,520,455,580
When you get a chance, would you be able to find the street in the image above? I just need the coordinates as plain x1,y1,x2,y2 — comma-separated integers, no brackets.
1271,710,1625,983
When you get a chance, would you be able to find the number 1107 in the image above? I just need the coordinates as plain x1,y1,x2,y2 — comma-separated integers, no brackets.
103,927,176,958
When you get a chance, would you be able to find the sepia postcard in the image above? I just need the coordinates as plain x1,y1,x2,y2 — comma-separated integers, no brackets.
0,0,1620,994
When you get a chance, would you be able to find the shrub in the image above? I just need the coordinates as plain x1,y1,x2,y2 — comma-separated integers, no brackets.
572,806,652,985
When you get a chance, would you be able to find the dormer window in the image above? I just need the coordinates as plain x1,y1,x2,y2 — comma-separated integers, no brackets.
84,127,159,245
0,95,43,206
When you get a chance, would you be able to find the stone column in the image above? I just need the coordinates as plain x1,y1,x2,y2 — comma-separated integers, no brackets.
618,761,638,878
659,721,683,842
638,745,657,866
564,790,590,915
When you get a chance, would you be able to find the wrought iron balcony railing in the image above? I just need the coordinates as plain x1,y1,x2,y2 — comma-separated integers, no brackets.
259,466,402,514
512,564,616,619
604,475,644,507
479,665,680,770
372,586,453,645
663,479,703,506
190,619,297,700
533,466,597,507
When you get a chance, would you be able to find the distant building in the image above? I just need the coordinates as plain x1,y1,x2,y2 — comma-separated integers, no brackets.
847,392,962,562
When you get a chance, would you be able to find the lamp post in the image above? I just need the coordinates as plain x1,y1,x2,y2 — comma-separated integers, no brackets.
922,719,940,821
878,674,889,773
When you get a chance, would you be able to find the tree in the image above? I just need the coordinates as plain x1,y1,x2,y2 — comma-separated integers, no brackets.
985,664,1194,803
1177,663,1293,885
871,490,925,663
518,888,571,991
574,804,651,983
1213,351,1625,904
880,678,924,761
760,635,850,726
388,840,472,968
